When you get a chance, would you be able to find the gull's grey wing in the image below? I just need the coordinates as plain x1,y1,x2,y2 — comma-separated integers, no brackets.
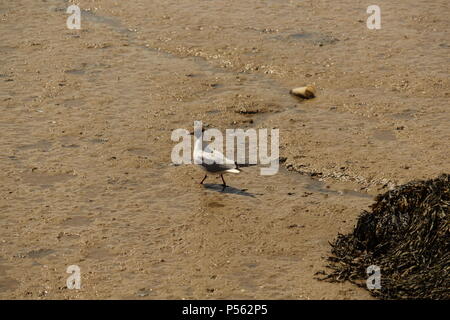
201,162,236,173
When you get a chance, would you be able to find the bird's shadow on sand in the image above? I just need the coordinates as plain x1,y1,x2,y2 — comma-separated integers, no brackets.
202,184,258,197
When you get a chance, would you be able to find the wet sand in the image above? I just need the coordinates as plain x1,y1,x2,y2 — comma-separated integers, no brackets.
0,0,448,299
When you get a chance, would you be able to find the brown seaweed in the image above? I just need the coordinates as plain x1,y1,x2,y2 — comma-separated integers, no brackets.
320,174,450,299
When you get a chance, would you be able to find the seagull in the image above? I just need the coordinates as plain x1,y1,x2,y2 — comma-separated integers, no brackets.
193,133,241,190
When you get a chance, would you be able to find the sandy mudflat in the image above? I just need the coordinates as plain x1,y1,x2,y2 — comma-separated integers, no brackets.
0,0,448,299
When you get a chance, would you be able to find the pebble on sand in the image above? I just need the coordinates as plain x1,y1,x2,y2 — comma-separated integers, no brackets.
289,85,316,99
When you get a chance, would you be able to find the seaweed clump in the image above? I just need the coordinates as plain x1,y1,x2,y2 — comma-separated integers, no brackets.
321,174,449,299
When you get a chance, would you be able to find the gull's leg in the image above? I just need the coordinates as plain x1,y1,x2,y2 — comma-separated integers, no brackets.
220,174,227,191
200,174,207,184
